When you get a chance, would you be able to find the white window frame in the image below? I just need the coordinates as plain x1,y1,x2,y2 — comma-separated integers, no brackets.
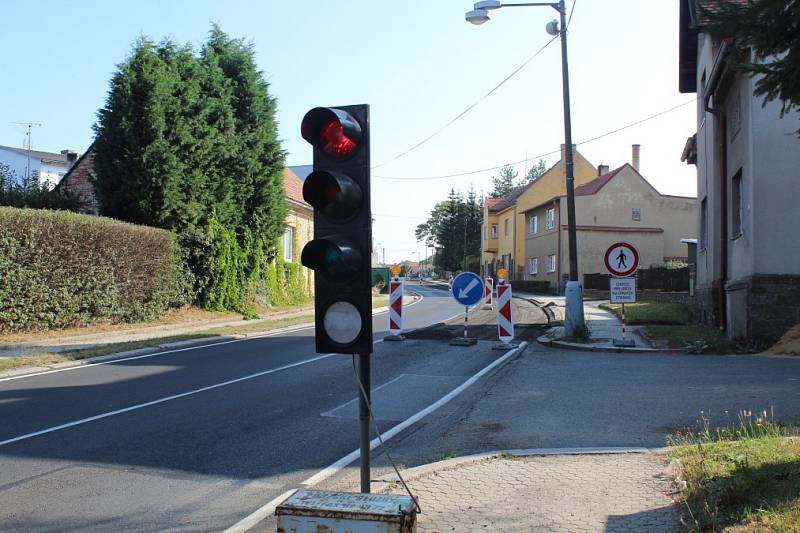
491,224,497,238
529,215,538,235
504,219,509,236
545,208,555,230
529,257,538,275
283,226,294,262
546,254,556,273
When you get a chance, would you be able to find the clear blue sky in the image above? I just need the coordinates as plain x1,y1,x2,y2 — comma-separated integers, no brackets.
0,1,696,264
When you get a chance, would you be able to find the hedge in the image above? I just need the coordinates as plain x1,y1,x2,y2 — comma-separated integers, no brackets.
0,207,192,333
509,280,553,293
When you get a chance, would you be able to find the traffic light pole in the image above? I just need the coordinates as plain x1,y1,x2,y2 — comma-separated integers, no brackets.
358,352,371,493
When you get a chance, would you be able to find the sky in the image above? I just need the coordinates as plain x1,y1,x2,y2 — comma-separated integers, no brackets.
0,0,698,264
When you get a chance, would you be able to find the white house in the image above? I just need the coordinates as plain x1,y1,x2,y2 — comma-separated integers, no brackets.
679,0,800,341
0,145,78,186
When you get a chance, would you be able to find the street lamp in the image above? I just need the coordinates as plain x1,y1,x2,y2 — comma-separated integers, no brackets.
465,0,586,335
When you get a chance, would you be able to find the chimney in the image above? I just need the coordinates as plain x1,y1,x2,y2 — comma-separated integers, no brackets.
61,149,79,164
631,144,640,172
597,164,609,176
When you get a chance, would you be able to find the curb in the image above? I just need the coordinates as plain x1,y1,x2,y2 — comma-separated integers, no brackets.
536,331,676,354
370,446,671,495
0,293,426,380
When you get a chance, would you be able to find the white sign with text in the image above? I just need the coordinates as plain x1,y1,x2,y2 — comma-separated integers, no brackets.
610,277,636,303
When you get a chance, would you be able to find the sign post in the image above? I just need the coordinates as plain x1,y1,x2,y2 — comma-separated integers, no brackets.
605,242,639,347
483,276,493,310
449,272,484,346
385,265,405,341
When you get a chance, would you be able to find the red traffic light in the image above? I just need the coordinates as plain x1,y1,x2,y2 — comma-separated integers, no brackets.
301,107,362,159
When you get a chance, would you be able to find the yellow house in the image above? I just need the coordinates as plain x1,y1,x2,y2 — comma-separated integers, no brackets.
481,145,597,280
281,168,313,290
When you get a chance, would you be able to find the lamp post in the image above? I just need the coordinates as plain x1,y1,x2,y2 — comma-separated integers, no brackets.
466,0,585,335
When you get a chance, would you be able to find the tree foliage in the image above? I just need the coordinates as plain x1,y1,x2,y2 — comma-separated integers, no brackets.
92,25,287,244
416,187,483,272
701,0,800,134
523,159,548,184
489,165,518,198
0,164,81,211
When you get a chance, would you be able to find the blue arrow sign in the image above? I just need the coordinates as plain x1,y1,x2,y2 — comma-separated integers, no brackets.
451,272,485,306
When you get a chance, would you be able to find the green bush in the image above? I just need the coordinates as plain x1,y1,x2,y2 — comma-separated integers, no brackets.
509,280,553,293
0,207,192,333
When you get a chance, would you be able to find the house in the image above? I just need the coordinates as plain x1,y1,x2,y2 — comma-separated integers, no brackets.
0,144,78,186
679,0,800,340
522,158,696,292
481,145,598,280
55,142,98,213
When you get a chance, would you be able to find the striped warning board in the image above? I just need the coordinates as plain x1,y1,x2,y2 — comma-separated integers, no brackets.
389,279,403,335
496,283,514,343
484,277,493,306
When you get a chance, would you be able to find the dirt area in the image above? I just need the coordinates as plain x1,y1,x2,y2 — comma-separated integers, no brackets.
768,323,800,355
406,298,548,342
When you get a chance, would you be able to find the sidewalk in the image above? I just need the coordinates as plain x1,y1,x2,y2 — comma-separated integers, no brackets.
515,292,657,353
371,449,681,532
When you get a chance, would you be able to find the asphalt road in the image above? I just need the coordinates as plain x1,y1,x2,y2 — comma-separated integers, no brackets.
0,282,507,532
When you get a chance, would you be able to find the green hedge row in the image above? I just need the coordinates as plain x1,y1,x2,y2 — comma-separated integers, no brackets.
0,207,192,333
508,280,553,294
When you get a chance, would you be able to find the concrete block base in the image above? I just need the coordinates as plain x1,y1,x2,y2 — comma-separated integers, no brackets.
449,337,478,346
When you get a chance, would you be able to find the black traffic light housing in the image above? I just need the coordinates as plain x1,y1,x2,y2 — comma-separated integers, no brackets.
300,104,372,354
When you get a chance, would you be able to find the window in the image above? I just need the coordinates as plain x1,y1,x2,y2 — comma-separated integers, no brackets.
529,215,538,235
283,227,294,262
545,208,555,230
547,254,556,273
529,257,538,275
732,169,743,238
632,208,641,221
504,219,509,236
700,198,707,250
491,224,497,238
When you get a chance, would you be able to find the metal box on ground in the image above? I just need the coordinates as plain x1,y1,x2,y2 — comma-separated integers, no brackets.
276,489,417,533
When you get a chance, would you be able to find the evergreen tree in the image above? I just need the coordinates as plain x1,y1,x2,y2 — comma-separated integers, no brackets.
490,165,518,198
701,0,800,135
522,159,547,185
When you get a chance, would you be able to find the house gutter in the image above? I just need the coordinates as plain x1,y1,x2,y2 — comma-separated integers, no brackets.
702,37,733,331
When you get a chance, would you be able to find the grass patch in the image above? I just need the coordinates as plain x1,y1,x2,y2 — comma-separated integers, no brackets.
437,450,458,461
669,409,800,532
372,295,390,309
642,324,731,353
600,301,693,325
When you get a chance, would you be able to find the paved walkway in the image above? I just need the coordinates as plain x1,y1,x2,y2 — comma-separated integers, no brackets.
369,451,681,532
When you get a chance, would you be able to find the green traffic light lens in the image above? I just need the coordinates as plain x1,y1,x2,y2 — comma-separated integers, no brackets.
301,239,361,281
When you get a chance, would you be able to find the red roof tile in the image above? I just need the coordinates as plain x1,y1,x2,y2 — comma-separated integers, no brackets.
573,165,625,196
283,167,310,208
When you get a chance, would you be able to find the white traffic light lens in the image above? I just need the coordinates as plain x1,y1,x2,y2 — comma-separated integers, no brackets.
323,301,363,345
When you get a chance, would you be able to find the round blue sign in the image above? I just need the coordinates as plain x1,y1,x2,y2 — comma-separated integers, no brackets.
450,272,485,306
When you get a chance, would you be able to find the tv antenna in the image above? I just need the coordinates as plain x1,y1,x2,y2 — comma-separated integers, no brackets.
10,122,42,179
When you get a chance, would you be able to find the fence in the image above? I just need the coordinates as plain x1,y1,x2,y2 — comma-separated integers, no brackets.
583,266,690,292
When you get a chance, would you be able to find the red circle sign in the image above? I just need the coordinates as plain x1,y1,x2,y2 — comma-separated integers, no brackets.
604,242,639,277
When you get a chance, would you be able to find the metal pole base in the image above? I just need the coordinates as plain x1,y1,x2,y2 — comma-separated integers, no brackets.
493,342,519,350
449,337,478,346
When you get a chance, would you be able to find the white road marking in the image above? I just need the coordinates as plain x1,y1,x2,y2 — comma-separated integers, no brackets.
301,342,528,487
222,488,297,533
223,342,528,531
0,353,336,448
320,374,406,418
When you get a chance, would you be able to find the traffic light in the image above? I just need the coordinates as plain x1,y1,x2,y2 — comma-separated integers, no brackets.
300,105,372,354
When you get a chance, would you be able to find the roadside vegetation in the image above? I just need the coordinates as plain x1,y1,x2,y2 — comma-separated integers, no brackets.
669,409,800,532
600,301,693,325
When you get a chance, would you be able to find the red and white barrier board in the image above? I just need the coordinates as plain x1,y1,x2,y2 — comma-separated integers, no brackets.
484,277,493,306
389,279,403,335
496,283,514,344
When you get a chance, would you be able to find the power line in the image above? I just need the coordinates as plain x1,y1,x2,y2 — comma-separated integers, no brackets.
567,0,577,26
371,36,558,169
373,99,695,181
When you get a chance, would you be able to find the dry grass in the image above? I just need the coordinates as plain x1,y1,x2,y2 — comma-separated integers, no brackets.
768,323,800,355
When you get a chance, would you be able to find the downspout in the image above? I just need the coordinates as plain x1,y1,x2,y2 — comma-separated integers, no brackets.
703,38,733,330
556,198,562,295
